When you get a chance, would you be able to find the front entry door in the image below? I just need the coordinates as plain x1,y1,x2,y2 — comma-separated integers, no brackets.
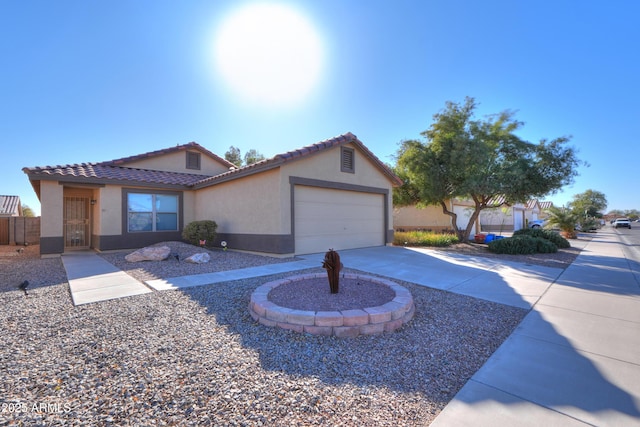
64,196,91,249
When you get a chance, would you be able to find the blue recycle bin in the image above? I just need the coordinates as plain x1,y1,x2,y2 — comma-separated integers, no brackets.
485,234,496,243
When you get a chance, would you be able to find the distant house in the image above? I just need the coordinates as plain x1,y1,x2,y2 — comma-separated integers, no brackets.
23,133,402,257
393,198,481,236
538,201,554,219
395,197,552,237
0,195,22,217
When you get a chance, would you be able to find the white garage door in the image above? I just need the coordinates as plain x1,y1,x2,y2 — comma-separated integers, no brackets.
294,186,385,255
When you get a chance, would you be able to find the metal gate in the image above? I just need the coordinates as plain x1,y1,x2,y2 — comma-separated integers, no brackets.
64,197,90,249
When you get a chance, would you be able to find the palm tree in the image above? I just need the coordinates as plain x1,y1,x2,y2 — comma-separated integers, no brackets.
545,206,579,239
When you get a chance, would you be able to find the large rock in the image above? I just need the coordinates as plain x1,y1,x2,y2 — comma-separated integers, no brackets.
184,253,210,264
125,246,171,262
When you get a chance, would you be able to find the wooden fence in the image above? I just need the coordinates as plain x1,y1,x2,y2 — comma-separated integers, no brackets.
0,217,40,245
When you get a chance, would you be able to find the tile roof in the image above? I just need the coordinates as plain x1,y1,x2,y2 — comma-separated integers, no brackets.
101,141,236,169
194,132,403,187
23,163,207,187
0,195,21,216
23,133,402,189
539,201,554,210
526,199,541,210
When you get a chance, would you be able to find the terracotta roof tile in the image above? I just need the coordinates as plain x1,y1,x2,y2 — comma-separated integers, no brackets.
23,133,402,189
24,163,206,186
0,195,21,216
100,141,236,169
194,132,402,187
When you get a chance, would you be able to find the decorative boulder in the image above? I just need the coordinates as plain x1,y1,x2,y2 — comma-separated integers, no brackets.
184,253,211,264
125,246,171,262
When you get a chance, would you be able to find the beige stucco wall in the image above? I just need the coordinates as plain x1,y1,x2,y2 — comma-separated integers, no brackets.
279,143,396,229
194,168,283,234
124,150,230,176
97,186,123,235
393,205,452,230
39,181,63,237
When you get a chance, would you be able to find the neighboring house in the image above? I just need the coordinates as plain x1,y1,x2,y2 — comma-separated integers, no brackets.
0,195,38,246
524,199,542,225
396,196,551,236
538,201,553,220
393,198,480,236
23,133,402,257
0,195,22,217
479,197,528,232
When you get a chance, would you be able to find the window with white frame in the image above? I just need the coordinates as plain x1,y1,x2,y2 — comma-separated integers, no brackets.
127,193,178,232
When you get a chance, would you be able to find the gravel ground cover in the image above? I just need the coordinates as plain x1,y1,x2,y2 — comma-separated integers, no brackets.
1,243,531,426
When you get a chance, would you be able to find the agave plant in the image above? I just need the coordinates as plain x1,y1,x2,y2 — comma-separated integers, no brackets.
545,206,579,239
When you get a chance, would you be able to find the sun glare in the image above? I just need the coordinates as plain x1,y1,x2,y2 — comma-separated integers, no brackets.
214,3,324,108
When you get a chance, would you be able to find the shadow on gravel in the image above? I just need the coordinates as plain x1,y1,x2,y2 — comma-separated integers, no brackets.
181,242,640,424
179,260,527,403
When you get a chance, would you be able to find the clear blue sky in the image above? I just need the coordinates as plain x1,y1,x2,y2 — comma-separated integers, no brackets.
2,0,638,216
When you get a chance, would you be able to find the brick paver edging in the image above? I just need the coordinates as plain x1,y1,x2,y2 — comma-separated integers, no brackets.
249,273,415,337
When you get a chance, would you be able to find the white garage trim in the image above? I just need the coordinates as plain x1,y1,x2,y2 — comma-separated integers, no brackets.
289,177,390,255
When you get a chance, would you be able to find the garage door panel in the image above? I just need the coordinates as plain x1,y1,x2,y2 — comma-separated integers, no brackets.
294,186,385,254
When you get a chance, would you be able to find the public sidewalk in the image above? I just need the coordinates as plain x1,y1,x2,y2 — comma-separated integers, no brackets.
430,230,640,426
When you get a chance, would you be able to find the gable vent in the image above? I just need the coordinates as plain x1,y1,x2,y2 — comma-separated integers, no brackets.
186,151,201,170
341,147,355,173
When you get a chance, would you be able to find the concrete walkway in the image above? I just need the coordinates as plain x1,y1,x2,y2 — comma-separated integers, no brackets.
430,229,640,426
145,258,319,290
62,252,152,305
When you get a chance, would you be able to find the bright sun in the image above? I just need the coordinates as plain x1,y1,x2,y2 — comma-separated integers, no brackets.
214,3,324,108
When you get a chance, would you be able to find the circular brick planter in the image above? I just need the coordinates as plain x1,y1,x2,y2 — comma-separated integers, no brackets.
249,273,415,338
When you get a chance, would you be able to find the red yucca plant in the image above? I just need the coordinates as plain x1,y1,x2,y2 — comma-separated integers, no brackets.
322,249,342,294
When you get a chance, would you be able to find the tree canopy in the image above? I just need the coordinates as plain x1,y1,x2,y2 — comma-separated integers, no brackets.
224,146,242,167
224,146,266,167
567,189,607,218
243,149,266,165
394,97,583,241
21,204,35,217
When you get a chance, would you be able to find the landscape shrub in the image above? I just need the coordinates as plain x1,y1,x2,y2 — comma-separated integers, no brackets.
513,228,570,249
182,220,218,247
534,237,559,253
394,230,459,247
488,235,558,254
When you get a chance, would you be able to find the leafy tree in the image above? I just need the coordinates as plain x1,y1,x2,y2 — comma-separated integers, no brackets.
567,190,607,218
224,146,242,167
243,149,265,165
21,204,35,217
394,97,583,241
224,146,266,167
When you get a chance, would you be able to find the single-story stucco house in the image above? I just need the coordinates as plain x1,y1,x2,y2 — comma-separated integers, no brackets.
23,133,402,257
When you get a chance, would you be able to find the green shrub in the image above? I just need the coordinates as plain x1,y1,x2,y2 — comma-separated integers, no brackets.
488,235,558,254
534,237,558,253
182,220,218,246
394,230,459,247
513,228,570,248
